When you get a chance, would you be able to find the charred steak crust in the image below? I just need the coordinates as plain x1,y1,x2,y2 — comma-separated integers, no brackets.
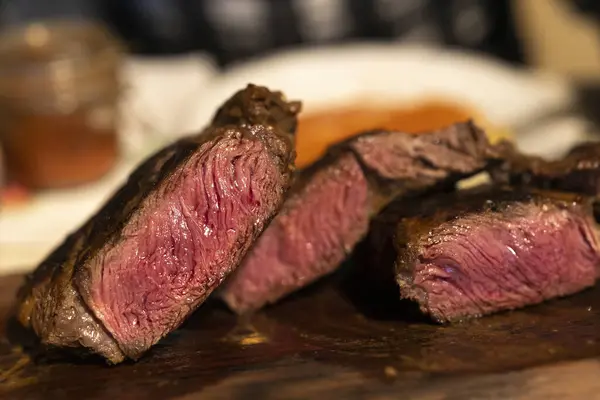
16,142,185,363
342,121,501,207
370,187,600,323
220,121,502,314
492,141,600,196
15,84,300,363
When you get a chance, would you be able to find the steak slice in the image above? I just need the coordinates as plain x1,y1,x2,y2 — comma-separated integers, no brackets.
368,187,600,323
15,84,300,363
220,121,501,314
492,141,600,196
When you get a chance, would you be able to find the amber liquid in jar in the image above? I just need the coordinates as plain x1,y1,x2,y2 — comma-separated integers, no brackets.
0,21,123,189
2,107,118,188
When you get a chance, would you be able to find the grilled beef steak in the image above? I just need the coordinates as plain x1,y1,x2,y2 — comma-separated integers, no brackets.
492,141,600,196
368,187,600,323
15,85,300,363
220,122,501,314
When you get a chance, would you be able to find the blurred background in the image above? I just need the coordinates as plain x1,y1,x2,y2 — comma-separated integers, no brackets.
2,0,600,272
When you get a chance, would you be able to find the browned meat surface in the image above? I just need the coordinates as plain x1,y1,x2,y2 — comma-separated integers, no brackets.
492,141,600,196
368,187,600,323
220,122,502,314
15,85,300,363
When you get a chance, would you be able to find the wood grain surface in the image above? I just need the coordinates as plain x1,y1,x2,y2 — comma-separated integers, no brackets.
1,271,600,400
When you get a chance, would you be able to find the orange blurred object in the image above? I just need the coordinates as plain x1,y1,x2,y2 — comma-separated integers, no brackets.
0,183,30,207
0,21,123,189
296,100,494,168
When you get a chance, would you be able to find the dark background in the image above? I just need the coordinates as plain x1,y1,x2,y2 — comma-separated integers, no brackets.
1,0,599,67
0,0,543,67
3,0,600,125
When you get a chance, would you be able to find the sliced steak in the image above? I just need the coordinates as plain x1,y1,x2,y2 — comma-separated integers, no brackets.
15,85,300,363
492,141,600,196
220,121,501,314
368,187,600,323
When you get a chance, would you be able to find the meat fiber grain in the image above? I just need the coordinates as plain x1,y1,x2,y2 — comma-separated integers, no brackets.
368,187,600,322
15,85,300,363
221,122,501,314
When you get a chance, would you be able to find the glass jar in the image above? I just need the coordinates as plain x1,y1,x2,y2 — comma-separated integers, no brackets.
0,21,123,189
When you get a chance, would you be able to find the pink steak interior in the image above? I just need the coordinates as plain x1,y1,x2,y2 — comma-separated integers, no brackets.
82,135,285,356
221,153,369,313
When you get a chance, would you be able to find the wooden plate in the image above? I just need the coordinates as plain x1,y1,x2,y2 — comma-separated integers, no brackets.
1,270,599,399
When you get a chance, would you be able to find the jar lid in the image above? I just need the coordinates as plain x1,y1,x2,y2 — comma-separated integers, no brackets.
0,20,124,112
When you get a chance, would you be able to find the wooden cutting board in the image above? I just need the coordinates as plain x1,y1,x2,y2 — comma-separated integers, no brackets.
1,271,600,400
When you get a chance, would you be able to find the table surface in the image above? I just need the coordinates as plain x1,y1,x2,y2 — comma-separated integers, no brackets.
1,271,600,400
